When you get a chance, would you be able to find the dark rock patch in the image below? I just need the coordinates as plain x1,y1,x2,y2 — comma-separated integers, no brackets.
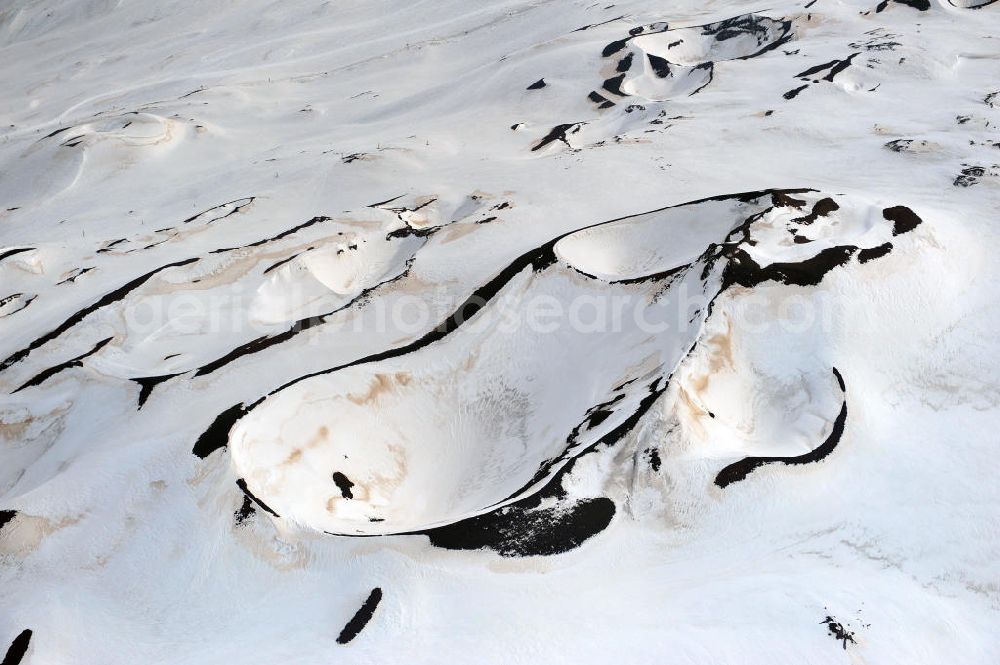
337,588,383,644
1,630,32,665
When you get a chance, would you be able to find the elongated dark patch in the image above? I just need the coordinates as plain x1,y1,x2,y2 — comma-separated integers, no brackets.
236,478,279,517
532,123,584,151
795,53,859,82
1,630,32,665
858,242,892,263
210,216,330,254
783,84,809,99
715,368,847,488
13,337,113,393
0,248,34,264
337,588,383,644
0,258,198,373
192,404,246,458
573,15,627,33
424,497,615,557
180,197,254,225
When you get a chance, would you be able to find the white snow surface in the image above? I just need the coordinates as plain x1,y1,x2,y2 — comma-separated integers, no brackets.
1,0,1000,663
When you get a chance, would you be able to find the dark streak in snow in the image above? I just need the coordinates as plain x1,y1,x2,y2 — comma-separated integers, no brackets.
180,197,255,225
133,374,181,409
795,53,859,81
210,216,331,254
0,258,199,374
192,404,246,458
532,123,585,151
12,337,113,393
0,248,34,264
1,630,31,665
783,84,809,99
858,242,893,263
337,588,383,644
715,368,847,488
236,478,279,517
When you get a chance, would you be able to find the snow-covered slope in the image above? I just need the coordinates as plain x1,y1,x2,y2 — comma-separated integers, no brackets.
1,0,999,663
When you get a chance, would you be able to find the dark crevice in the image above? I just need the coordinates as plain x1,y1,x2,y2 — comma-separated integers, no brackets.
772,191,808,208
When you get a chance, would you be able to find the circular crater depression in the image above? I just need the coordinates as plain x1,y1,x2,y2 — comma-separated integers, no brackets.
226,261,667,536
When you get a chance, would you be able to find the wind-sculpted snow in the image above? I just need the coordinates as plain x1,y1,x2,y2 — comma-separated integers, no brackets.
223,189,918,538
534,13,792,151
599,14,793,104
2,0,1000,662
